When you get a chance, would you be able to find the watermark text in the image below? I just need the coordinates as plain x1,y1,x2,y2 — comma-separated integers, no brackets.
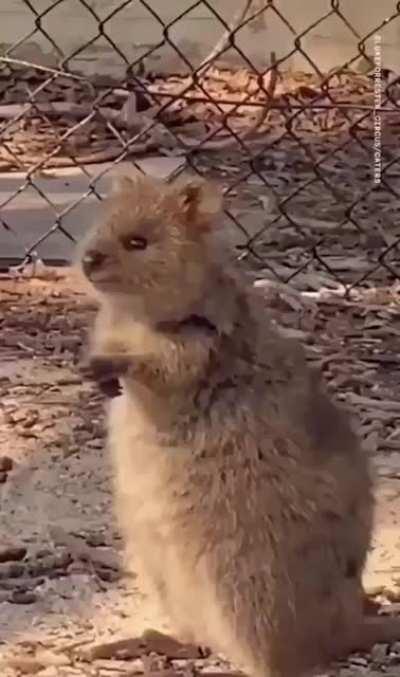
373,35,382,185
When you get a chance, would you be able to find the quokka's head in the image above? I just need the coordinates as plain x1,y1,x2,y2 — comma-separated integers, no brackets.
77,170,223,318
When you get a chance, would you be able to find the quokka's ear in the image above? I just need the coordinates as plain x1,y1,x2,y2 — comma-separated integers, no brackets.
109,167,145,195
174,176,223,229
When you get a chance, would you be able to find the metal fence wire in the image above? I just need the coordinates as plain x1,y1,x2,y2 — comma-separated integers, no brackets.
0,0,400,293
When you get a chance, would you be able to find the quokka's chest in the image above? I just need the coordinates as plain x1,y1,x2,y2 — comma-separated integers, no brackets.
108,391,192,490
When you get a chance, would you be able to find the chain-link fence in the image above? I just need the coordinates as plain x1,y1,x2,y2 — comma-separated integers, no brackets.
0,0,399,292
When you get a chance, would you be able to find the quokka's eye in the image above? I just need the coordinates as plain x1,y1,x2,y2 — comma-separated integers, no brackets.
121,235,148,251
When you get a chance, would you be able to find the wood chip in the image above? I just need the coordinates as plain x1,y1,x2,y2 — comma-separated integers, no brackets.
81,630,206,661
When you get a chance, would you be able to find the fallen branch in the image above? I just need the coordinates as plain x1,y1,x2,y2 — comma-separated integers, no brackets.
0,100,154,131
161,0,277,149
0,67,278,170
0,120,282,170
0,140,157,170
176,52,277,151
344,393,400,414
197,0,255,77
49,525,120,571
240,51,277,140
81,629,207,661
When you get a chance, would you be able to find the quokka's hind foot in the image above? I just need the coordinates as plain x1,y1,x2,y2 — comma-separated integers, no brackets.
79,356,123,397
84,628,208,661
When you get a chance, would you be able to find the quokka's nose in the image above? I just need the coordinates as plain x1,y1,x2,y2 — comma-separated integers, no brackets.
82,249,107,276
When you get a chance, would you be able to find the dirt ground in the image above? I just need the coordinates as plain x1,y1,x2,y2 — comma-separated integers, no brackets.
1,270,400,677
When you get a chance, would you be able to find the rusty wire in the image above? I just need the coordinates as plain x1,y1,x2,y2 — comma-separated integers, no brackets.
0,0,399,291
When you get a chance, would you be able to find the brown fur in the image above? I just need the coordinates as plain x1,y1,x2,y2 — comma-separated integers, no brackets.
77,171,396,677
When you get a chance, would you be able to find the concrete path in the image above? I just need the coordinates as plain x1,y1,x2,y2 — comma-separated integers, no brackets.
0,157,185,265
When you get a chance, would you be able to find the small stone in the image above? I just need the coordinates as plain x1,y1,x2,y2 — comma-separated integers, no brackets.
96,567,120,583
37,668,58,677
27,561,52,577
381,602,400,615
29,550,71,577
0,562,25,578
349,655,368,667
60,336,81,351
371,642,389,663
35,649,70,667
10,590,37,604
0,576,42,591
0,456,13,472
0,546,27,563
86,533,106,547
63,445,79,458
67,562,89,575
87,438,103,449
384,586,400,603
54,551,73,569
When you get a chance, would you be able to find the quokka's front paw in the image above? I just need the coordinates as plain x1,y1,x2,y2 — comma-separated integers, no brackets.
97,377,122,398
89,355,130,380
81,355,131,398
